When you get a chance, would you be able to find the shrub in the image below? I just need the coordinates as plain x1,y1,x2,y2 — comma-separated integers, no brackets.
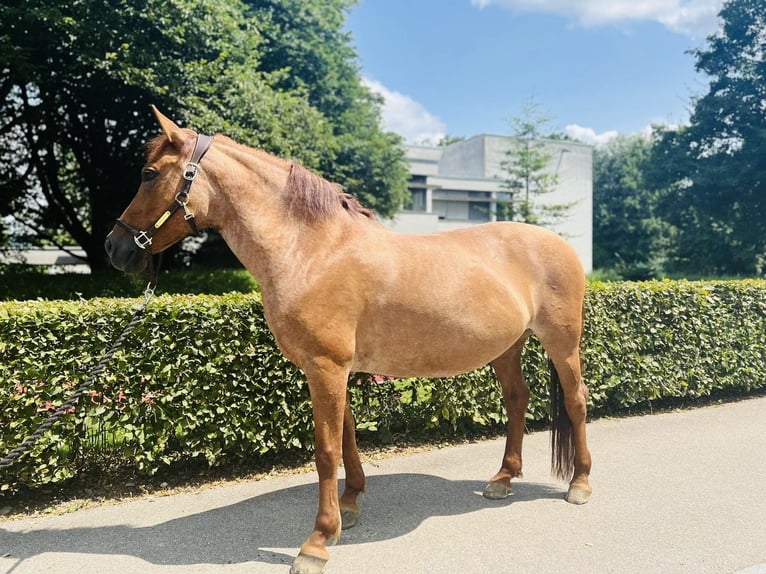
1,280,764,490
583,280,766,409
0,267,258,301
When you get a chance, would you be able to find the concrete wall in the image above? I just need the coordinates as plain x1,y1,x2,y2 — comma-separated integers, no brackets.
438,137,486,178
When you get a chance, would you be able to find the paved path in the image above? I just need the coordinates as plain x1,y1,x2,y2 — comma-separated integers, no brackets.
2,397,766,574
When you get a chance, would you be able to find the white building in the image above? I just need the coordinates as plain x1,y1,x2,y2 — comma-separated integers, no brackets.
384,135,593,273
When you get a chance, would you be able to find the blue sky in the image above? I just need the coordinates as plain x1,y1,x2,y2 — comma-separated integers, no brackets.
346,0,724,145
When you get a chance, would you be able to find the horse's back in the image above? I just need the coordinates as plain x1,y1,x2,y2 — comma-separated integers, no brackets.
375,221,584,305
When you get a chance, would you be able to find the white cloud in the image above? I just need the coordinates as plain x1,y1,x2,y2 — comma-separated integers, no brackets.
566,121,685,146
363,78,447,146
565,124,619,146
470,0,722,37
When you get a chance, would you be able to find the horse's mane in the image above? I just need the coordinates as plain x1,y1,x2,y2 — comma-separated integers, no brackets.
283,163,375,222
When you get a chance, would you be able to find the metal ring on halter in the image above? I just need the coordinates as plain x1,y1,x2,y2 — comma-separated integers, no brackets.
175,190,189,205
133,231,153,250
175,191,195,221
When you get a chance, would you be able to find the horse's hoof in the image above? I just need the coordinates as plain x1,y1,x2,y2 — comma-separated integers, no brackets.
483,481,512,500
341,507,360,530
566,486,591,505
290,552,328,574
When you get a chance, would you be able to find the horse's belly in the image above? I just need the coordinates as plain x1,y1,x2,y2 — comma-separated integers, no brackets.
351,303,528,378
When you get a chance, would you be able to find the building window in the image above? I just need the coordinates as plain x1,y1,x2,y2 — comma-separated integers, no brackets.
434,199,471,220
469,202,490,221
406,175,427,212
406,189,426,211
495,193,514,221
432,200,489,221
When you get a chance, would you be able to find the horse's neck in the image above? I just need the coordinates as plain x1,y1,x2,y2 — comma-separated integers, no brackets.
223,215,349,315
212,150,345,297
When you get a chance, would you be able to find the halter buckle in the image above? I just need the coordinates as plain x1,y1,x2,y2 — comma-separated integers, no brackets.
183,162,199,181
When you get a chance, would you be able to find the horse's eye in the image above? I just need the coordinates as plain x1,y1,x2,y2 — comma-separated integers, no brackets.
142,168,159,182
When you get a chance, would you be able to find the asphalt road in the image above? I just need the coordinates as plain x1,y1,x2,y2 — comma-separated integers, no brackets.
2,396,766,574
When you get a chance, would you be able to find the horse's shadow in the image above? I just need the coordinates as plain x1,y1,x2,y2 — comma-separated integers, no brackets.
0,473,563,569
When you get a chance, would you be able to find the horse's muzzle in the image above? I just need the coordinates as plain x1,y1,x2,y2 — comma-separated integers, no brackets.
104,230,150,273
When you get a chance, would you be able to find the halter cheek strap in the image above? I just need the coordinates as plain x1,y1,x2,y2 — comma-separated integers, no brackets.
117,133,214,250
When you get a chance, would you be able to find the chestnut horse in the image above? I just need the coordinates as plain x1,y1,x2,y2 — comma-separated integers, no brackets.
105,107,592,574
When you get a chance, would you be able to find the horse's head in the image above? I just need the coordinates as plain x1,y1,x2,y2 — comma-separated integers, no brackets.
105,106,214,273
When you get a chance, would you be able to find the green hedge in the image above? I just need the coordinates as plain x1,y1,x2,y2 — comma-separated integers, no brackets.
0,267,258,301
1,280,765,490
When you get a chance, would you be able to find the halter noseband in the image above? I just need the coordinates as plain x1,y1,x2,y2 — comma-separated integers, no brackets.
116,133,214,250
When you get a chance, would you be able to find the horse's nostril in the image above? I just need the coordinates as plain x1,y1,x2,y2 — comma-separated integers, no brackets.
104,235,113,257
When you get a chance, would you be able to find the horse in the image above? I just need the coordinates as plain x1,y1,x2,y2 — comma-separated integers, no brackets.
104,107,592,574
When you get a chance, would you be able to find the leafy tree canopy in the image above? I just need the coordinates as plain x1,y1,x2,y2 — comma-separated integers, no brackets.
593,134,672,279
647,0,766,276
0,0,408,270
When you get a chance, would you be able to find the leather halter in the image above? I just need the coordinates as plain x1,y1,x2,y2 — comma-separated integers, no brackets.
116,133,214,250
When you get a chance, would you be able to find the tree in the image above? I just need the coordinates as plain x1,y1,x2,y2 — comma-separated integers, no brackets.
592,134,671,278
647,0,766,276
437,135,466,147
0,0,408,271
499,100,577,227
246,0,410,216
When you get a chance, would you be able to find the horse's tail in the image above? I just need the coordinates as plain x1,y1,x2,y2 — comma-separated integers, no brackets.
549,358,575,481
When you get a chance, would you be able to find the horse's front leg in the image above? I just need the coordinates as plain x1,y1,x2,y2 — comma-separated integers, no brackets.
340,391,365,529
291,365,348,574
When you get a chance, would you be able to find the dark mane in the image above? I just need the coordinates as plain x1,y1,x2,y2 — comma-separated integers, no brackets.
283,164,374,222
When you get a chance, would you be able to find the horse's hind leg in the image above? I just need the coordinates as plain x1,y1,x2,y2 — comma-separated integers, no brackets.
484,334,530,500
340,391,365,529
537,325,593,505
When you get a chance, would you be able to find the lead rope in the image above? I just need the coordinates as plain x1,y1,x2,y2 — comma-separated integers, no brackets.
0,261,160,470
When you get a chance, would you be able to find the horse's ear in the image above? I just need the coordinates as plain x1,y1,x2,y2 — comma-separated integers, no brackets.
151,105,188,145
